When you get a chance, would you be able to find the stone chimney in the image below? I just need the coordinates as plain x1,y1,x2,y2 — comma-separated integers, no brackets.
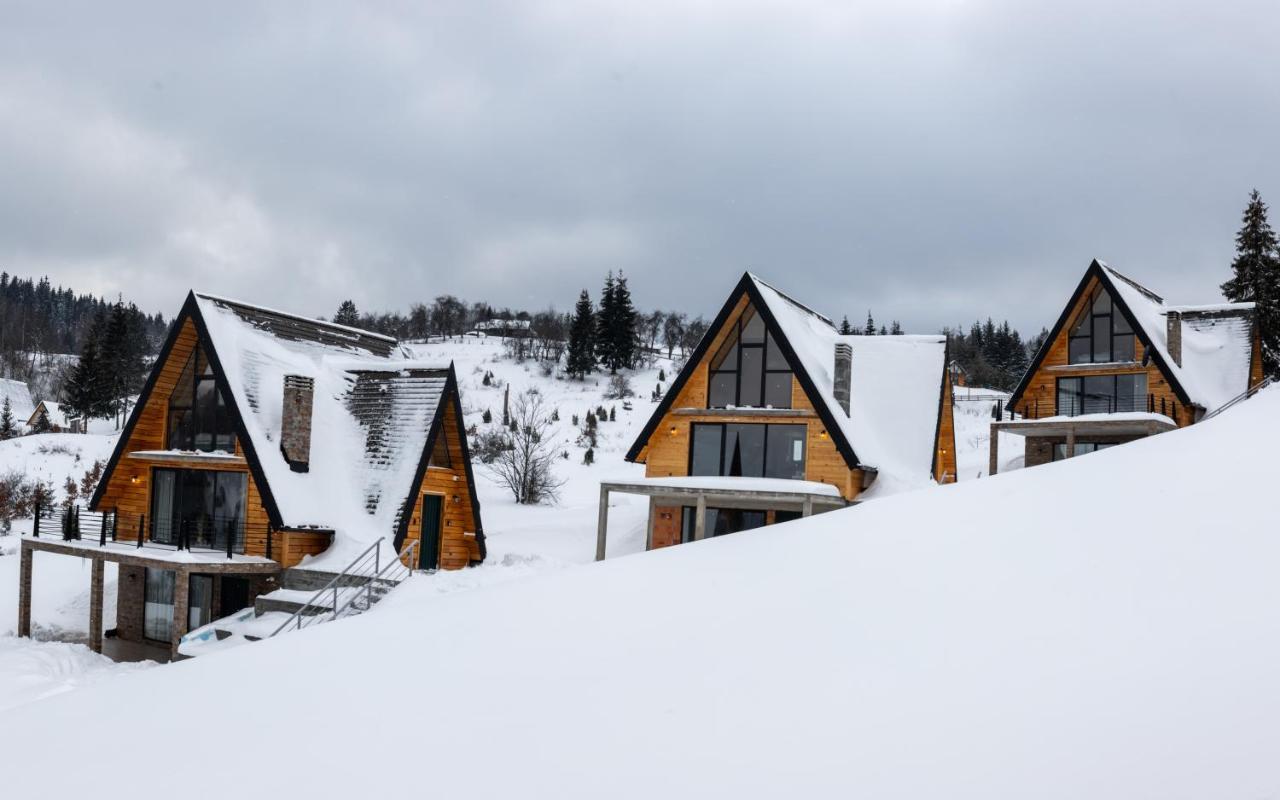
281,375,315,472
1166,311,1182,367
833,342,852,415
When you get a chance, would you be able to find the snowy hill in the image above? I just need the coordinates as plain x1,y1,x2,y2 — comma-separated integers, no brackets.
1,381,1277,797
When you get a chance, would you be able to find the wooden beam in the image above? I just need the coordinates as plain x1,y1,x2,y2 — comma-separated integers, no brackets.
694,494,707,541
594,485,609,562
989,424,999,477
171,568,190,658
18,542,32,638
645,497,656,552
89,558,104,654
1066,427,1076,459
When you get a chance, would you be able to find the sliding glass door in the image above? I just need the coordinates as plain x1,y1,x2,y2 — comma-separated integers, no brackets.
150,469,247,552
143,568,174,642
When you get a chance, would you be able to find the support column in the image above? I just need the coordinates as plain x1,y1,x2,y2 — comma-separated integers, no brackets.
988,425,1000,476
694,494,707,541
170,568,190,658
89,557,104,654
1065,427,1077,459
594,486,609,562
645,497,656,552
18,541,33,638
802,496,814,517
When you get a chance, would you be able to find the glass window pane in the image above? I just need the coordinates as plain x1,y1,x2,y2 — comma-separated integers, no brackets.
1091,317,1111,362
1093,289,1112,314
1116,373,1146,411
739,347,763,407
765,332,788,370
1057,378,1081,416
170,351,195,408
690,425,723,476
152,470,176,544
1069,336,1090,364
195,380,218,451
1112,333,1135,362
709,372,736,408
1113,310,1132,334
740,306,765,343
1083,375,1115,413
144,568,175,642
765,425,806,479
723,424,765,477
188,575,214,630
764,372,792,408
709,335,738,372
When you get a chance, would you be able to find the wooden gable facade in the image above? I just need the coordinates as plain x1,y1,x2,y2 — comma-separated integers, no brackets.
628,275,956,520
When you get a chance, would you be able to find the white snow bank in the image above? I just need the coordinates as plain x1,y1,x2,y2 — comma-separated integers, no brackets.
4,382,1278,797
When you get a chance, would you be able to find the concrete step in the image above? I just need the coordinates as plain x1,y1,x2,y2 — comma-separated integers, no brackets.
281,568,373,592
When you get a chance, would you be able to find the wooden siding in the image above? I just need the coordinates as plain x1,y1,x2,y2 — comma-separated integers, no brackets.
1249,325,1265,390
635,294,864,501
1011,274,1196,426
402,395,482,570
653,505,681,549
934,377,958,483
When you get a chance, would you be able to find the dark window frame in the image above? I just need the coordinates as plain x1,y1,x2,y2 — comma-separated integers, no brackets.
1067,286,1137,365
707,304,793,409
1055,374,1149,416
687,422,807,480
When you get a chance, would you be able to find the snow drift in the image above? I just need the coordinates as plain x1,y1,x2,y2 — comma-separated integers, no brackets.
2,389,1279,799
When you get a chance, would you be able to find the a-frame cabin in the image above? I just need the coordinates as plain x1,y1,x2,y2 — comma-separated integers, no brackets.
19,291,483,658
596,272,955,557
992,260,1264,472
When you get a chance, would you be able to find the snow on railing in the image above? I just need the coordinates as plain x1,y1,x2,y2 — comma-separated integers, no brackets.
1201,376,1274,422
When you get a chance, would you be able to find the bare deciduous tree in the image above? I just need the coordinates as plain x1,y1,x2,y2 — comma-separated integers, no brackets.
488,391,565,504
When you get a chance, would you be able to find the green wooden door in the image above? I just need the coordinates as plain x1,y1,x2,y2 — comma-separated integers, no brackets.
420,494,443,570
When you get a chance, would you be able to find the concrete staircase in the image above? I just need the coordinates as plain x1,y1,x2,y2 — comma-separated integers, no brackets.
253,567,399,618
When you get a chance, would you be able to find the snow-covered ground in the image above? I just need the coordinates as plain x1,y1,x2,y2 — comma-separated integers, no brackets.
1,383,1277,796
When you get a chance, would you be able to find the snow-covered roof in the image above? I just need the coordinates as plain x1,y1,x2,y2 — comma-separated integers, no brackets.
1097,262,1255,410
30,400,76,427
748,275,947,487
192,293,455,559
1,378,34,418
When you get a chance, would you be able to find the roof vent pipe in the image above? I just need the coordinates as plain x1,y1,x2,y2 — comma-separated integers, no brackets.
1166,311,1182,367
281,375,315,473
833,342,852,415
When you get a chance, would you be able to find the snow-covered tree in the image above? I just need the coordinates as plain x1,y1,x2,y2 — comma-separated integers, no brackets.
0,397,15,440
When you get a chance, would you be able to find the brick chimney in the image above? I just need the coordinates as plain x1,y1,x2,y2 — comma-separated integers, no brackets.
833,342,852,415
1166,311,1182,367
281,375,314,472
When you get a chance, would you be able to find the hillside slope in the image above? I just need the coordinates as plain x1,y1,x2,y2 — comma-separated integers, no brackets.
1,388,1277,797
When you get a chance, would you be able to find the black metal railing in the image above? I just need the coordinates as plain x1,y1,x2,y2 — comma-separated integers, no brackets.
32,504,270,559
1000,393,1179,424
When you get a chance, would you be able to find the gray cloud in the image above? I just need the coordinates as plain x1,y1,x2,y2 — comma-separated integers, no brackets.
1,1,1277,332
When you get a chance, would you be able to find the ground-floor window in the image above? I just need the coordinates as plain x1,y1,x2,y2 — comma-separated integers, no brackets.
680,507,768,543
143,569,220,642
1051,441,1118,461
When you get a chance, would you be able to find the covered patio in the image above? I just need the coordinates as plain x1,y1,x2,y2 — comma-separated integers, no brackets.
988,413,1177,474
596,476,848,560
18,535,279,660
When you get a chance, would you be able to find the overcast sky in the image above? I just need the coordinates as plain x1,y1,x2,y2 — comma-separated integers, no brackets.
1,1,1277,332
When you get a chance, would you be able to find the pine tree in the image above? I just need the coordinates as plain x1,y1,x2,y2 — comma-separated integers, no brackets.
889,320,903,335
595,273,617,370
611,271,638,370
839,315,852,335
567,290,596,379
66,311,111,422
334,300,360,327
0,396,15,440
863,311,876,336
1222,190,1280,378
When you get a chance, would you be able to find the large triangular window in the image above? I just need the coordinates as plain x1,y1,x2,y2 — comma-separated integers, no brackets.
1067,286,1136,365
707,303,793,409
166,342,236,452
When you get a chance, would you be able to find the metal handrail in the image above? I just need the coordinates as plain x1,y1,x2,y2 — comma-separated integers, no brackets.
1201,376,1274,422
330,539,419,621
268,539,385,637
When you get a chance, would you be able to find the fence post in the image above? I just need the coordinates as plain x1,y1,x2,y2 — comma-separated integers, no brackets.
33,504,40,538
111,507,118,542
226,521,234,560
99,508,107,547
266,525,273,561
137,513,145,549
179,519,188,551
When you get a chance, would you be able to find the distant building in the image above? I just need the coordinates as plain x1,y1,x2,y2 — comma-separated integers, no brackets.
471,318,532,338
595,272,956,559
948,360,968,387
26,400,84,433
991,259,1264,473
